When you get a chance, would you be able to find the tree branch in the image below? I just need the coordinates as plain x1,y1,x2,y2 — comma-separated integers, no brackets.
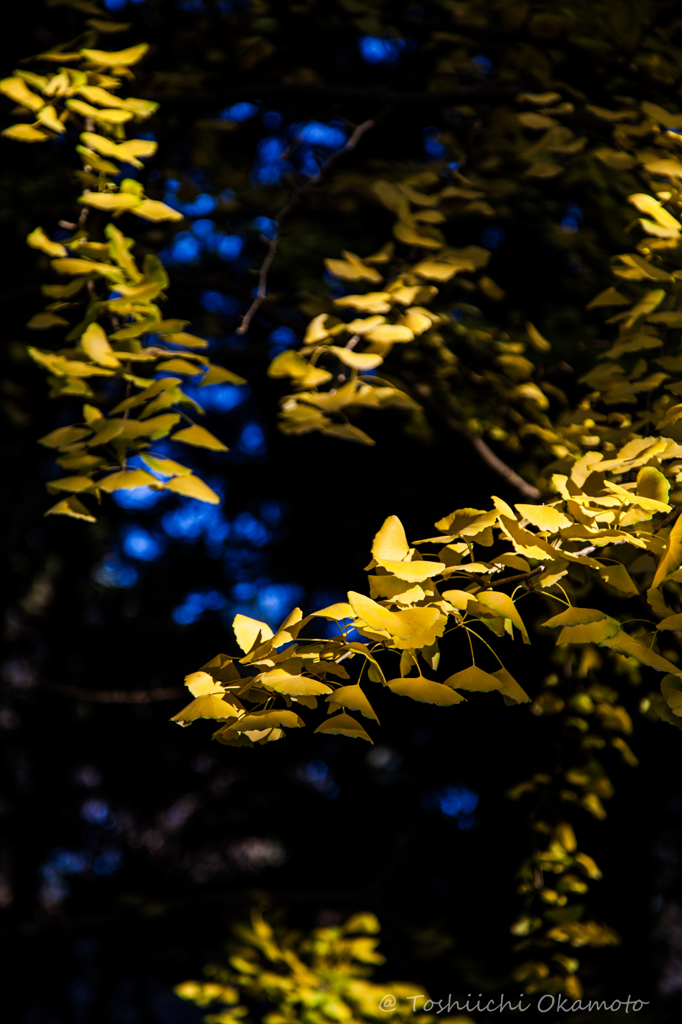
45,683,184,703
236,114,383,335
409,381,541,500
479,565,545,590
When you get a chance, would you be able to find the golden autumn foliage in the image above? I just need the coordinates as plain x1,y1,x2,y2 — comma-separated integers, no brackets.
10,0,682,1004
175,909,474,1024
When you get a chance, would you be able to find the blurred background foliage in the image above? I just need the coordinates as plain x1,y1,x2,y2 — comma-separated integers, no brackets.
5,0,682,1020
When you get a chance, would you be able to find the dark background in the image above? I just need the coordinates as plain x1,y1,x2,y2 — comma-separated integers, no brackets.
2,1,682,1020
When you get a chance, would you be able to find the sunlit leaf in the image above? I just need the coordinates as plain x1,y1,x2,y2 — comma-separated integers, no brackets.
164,475,220,504
44,495,96,522
475,591,529,643
386,677,464,705
2,123,50,142
80,322,121,368
171,694,242,724
98,469,159,492
327,346,384,370
325,683,379,722
232,709,304,731
443,665,506,693
171,424,228,451
372,515,410,562
26,312,69,329
233,614,274,654
78,191,141,212
80,43,150,66
514,504,572,531
314,712,373,742
38,425,92,448
132,199,184,222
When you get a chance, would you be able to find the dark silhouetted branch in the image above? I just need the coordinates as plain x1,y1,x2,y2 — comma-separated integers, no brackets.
237,115,381,335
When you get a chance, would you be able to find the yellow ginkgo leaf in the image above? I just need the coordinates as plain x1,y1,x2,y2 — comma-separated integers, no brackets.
475,591,530,643
324,258,382,283
232,614,274,654
371,514,410,562
268,349,309,379
78,191,141,212
490,667,530,703
0,76,44,111
325,683,379,722
348,592,446,649
327,346,384,370
657,613,682,631
314,712,373,743
132,199,184,222
310,602,355,620
37,104,66,134
334,292,392,314
201,364,245,386
140,455,192,477
2,123,50,142
365,324,414,343
171,694,241,724
514,504,572,532
652,515,682,588
604,632,680,674
184,671,219,697
80,322,121,368
98,469,159,492
80,43,150,66
260,671,332,696
412,260,469,282
628,193,681,233
386,677,464,705
38,425,92,448
156,359,205,376
26,312,69,329
232,710,304,731
172,424,228,451
375,559,445,582
164,475,220,504
598,565,639,596
46,475,94,493
27,227,67,258
543,607,609,628
44,496,96,522
393,222,442,248
556,619,621,645
443,665,506,693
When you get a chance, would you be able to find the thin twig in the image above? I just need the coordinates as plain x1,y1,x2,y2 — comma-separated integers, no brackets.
475,565,545,591
45,683,184,703
409,380,541,499
237,115,382,335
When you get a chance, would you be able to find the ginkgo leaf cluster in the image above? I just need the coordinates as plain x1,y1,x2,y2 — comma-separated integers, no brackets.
1,13,243,520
